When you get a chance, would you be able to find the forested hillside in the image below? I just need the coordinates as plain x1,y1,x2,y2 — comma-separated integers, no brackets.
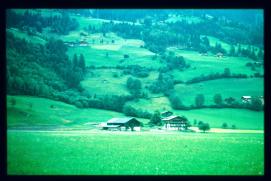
6,9,264,122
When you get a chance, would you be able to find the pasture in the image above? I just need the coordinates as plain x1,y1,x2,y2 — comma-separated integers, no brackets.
165,14,203,24
203,35,262,54
81,69,131,96
128,98,264,130
8,130,264,175
173,78,264,106
7,95,150,128
67,44,158,68
169,49,262,82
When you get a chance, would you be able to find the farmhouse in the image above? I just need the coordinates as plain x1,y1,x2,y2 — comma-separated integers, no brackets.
162,115,189,131
101,117,141,131
64,41,77,47
241,96,252,103
79,41,89,46
216,52,224,58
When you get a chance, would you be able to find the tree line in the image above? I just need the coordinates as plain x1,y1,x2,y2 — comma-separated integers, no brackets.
7,9,79,35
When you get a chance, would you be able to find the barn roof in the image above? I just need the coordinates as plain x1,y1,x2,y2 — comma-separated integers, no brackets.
107,117,137,124
162,115,181,121
102,125,121,128
242,96,252,99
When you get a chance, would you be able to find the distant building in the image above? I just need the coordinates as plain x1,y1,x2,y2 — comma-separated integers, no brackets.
205,14,214,20
79,41,89,47
162,115,189,131
64,41,77,47
241,96,252,103
101,117,141,131
259,96,264,105
216,52,224,58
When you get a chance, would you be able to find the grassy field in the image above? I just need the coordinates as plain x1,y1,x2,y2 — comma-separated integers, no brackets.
173,78,264,106
128,98,264,130
203,35,262,55
67,45,158,68
7,95,149,128
81,69,131,96
174,108,264,130
169,49,262,82
165,14,203,24
8,130,264,175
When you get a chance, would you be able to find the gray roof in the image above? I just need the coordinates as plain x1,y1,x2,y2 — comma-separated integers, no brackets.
162,115,181,121
102,125,121,128
107,117,136,124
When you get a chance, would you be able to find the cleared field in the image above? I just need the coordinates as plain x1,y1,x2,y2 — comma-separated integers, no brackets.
128,98,263,130
165,15,203,24
7,95,143,127
174,108,264,130
81,69,131,96
71,15,141,30
67,45,158,68
127,97,172,112
8,130,263,175
204,35,262,54
169,49,262,82
173,78,264,106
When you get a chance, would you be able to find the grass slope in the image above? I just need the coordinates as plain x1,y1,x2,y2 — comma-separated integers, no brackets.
8,130,263,175
169,49,262,82
174,78,264,106
7,95,151,128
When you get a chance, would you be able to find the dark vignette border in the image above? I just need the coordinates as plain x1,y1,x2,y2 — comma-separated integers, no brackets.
0,1,270,181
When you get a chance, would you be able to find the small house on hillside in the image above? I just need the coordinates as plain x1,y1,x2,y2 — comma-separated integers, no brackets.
241,96,252,103
79,41,89,47
161,111,173,118
216,52,224,58
162,115,189,131
101,117,141,131
259,96,264,105
64,41,77,47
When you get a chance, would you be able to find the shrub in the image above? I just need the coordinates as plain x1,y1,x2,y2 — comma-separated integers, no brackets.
149,110,162,126
213,94,223,105
222,122,228,129
195,94,205,107
198,122,210,133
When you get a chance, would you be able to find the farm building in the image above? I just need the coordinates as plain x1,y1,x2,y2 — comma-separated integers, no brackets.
162,115,189,131
241,96,252,103
161,111,173,118
101,117,141,131
79,41,89,46
216,52,224,58
64,41,77,47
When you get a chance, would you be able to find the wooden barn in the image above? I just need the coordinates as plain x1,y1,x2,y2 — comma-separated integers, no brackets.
102,117,141,131
162,115,189,131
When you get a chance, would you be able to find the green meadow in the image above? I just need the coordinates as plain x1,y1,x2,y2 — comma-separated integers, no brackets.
7,95,263,130
173,78,264,106
6,9,264,175
8,130,264,175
